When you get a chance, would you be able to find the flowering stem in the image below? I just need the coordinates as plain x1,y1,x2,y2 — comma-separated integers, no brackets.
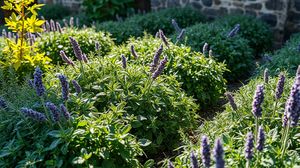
79,61,85,78
272,100,278,117
281,122,290,159
40,97,51,125
246,160,250,168
255,117,259,143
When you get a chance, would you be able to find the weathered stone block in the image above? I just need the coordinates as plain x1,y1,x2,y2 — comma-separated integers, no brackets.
230,8,244,14
245,10,257,17
214,0,221,5
295,0,300,11
191,2,203,10
202,0,212,7
245,3,262,10
260,13,277,27
265,0,283,10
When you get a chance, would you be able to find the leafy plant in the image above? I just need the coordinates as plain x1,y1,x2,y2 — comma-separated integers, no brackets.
215,15,273,57
258,33,300,76
0,69,145,167
110,34,227,107
82,0,134,21
1,0,52,78
177,22,254,81
44,55,199,155
37,28,114,64
169,75,300,167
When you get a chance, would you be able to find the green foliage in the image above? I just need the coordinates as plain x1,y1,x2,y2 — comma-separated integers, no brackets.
171,76,300,167
82,0,134,21
44,56,199,154
258,33,300,76
0,72,144,167
110,34,227,107
37,28,114,64
126,7,206,35
96,21,143,44
178,23,254,81
38,4,71,20
96,7,206,44
1,0,51,77
216,15,273,56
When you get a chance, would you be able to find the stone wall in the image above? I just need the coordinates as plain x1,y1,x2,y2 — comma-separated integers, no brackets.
38,0,81,9
151,0,296,46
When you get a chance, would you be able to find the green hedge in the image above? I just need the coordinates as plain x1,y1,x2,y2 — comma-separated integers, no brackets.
215,15,273,56
258,33,300,76
171,75,300,167
96,7,206,44
110,34,227,107
37,28,114,64
177,23,254,81
44,56,199,155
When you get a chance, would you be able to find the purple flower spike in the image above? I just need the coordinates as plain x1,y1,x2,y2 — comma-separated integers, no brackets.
225,92,237,111
152,57,168,80
95,41,100,51
168,160,175,168
296,65,300,76
21,108,47,122
159,29,169,47
284,75,300,127
252,84,264,118
190,151,199,168
130,45,138,59
244,132,254,160
214,138,225,168
50,19,56,32
176,29,185,41
69,17,74,27
264,68,269,84
275,73,285,100
45,20,51,32
209,50,213,57
60,50,75,66
58,74,69,101
150,44,163,72
201,136,211,168
60,104,70,120
171,19,181,33
256,126,265,152
69,37,83,61
82,54,89,63
202,43,209,55
227,24,240,38
63,19,69,27
46,102,60,122
0,97,7,109
56,22,63,33
33,67,45,97
72,80,82,94
155,31,160,38
2,29,6,38
121,54,127,69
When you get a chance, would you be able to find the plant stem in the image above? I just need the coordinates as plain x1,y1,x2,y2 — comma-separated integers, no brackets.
246,159,250,168
19,0,25,60
281,121,290,159
255,117,259,143
273,100,278,117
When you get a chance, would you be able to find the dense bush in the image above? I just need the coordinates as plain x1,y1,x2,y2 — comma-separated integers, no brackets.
44,56,199,154
178,23,254,81
37,28,114,64
96,7,206,44
169,75,300,167
82,0,135,21
216,15,273,56
126,7,206,35
110,34,227,107
0,72,145,167
96,21,143,44
39,4,71,20
258,33,300,76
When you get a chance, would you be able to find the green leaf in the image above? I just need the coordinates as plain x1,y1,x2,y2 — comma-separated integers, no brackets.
47,139,62,151
138,139,151,147
77,120,88,127
121,125,131,134
143,159,155,168
72,157,85,164
48,130,61,138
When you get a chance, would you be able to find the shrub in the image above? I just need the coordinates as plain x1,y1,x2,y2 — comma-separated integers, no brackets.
177,23,254,81
215,15,273,56
126,7,206,35
258,33,300,76
37,28,114,64
96,7,206,44
96,21,143,44
110,34,227,107
43,56,199,155
82,0,135,21
169,75,300,167
0,72,145,167
39,4,71,20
